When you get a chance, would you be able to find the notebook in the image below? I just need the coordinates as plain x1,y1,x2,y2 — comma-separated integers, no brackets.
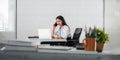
4,40,40,46
1,45,37,51
38,29,52,39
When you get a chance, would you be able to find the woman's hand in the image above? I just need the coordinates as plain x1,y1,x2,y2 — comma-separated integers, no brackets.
51,35,57,39
52,35,63,39
51,35,55,39
53,23,57,27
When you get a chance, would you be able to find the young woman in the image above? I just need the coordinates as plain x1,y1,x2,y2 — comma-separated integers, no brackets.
51,15,71,39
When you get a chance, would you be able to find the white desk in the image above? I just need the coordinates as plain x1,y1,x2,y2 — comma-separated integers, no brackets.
29,39,67,45
30,39,67,42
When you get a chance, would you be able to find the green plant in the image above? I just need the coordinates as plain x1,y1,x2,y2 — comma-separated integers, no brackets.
96,28,109,44
85,26,96,38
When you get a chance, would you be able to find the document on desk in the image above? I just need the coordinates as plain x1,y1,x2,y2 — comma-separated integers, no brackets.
38,45,73,51
2,40,40,47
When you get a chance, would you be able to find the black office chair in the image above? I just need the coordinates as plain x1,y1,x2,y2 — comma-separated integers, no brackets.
66,28,82,47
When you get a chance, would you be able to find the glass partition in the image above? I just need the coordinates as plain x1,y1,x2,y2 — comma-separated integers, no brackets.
17,0,103,41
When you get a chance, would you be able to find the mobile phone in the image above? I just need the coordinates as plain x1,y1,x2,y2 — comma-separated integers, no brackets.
54,23,57,27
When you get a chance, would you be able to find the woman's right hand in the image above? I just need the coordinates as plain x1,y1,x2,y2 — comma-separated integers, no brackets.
53,23,57,27
51,35,55,39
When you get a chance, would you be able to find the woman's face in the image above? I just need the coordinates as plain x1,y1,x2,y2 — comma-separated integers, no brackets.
56,19,62,26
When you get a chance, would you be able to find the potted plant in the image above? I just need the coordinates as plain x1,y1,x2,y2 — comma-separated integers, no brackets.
84,27,96,51
96,28,109,53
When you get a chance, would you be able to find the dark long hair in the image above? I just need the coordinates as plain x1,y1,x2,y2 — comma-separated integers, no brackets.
56,15,68,26
56,15,71,31
56,15,71,38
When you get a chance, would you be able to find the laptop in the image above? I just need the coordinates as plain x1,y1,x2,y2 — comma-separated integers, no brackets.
38,29,52,39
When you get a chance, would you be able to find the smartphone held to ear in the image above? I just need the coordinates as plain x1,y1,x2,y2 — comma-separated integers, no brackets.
54,23,57,27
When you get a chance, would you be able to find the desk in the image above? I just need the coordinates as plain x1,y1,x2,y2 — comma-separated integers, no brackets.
1,39,67,46
30,39,66,42
38,39,67,45
28,39,67,45
26,39,67,45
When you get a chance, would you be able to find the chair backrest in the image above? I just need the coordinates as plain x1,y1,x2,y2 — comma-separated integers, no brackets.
72,28,82,40
66,28,82,47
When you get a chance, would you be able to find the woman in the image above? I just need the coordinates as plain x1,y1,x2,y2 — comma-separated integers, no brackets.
51,15,71,39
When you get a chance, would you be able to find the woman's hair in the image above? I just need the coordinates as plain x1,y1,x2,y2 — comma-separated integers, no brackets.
56,15,71,37
56,15,67,25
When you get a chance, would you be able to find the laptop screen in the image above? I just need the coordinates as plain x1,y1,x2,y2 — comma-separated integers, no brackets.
38,29,52,39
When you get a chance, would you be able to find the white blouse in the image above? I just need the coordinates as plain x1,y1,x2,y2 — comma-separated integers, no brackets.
54,25,71,39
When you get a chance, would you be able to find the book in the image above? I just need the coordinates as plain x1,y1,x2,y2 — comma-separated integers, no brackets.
4,40,40,47
2,45,37,51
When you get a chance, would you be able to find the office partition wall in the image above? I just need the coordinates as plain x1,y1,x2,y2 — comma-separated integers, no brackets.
17,0,103,42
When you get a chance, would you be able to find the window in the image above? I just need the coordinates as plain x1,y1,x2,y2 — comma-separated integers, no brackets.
0,0,8,31
0,0,15,31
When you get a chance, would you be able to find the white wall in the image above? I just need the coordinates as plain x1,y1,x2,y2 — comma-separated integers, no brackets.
17,0,103,42
104,0,120,51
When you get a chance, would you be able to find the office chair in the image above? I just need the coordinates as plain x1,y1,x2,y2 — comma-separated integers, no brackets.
66,28,82,47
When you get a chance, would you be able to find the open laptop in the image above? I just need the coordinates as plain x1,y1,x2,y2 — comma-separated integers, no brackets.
38,29,52,39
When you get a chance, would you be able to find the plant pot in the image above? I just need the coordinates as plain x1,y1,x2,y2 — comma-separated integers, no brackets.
84,38,96,51
96,42,104,53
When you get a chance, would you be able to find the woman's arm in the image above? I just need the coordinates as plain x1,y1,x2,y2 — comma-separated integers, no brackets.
51,22,58,38
51,26,55,38
55,26,70,39
51,27,63,39
51,26,64,39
